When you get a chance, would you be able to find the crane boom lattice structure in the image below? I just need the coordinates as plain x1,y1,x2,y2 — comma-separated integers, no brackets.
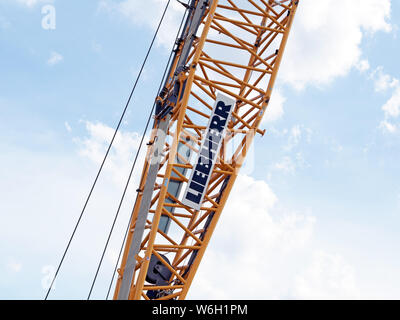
114,0,299,300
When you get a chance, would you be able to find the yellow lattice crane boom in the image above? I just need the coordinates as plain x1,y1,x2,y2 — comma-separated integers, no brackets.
113,0,299,300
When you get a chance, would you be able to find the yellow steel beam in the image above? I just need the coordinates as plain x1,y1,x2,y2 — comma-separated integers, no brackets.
114,0,299,300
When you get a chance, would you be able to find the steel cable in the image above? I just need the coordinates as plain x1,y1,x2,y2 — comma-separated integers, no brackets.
45,0,172,300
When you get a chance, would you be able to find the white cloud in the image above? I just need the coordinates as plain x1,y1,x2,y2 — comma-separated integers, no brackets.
371,67,400,134
275,156,296,175
98,0,185,48
270,124,313,176
281,0,392,90
372,67,399,92
295,152,310,169
262,88,286,124
274,153,310,175
382,86,400,119
189,174,317,299
75,121,145,187
47,51,63,66
0,121,146,298
289,125,302,147
283,124,312,152
0,120,363,299
379,120,397,134
64,121,72,132
98,0,393,130
294,251,360,300
99,0,392,89
356,59,370,73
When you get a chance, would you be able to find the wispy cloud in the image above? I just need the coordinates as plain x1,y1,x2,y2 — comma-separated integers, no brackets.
370,67,400,134
283,125,313,152
275,156,296,175
371,67,399,92
294,251,360,300
274,153,310,175
262,88,286,124
380,120,398,134
382,87,400,119
64,121,72,133
47,51,63,66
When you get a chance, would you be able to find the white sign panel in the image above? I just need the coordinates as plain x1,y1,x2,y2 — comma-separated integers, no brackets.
181,93,236,210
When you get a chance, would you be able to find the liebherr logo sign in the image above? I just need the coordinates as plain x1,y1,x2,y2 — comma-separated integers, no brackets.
182,93,235,211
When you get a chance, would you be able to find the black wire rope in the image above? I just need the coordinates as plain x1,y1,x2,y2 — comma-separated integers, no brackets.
44,0,172,301
86,0,176,300
104,1,191,301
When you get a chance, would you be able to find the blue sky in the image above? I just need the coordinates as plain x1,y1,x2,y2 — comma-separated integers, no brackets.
1,0,400,300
